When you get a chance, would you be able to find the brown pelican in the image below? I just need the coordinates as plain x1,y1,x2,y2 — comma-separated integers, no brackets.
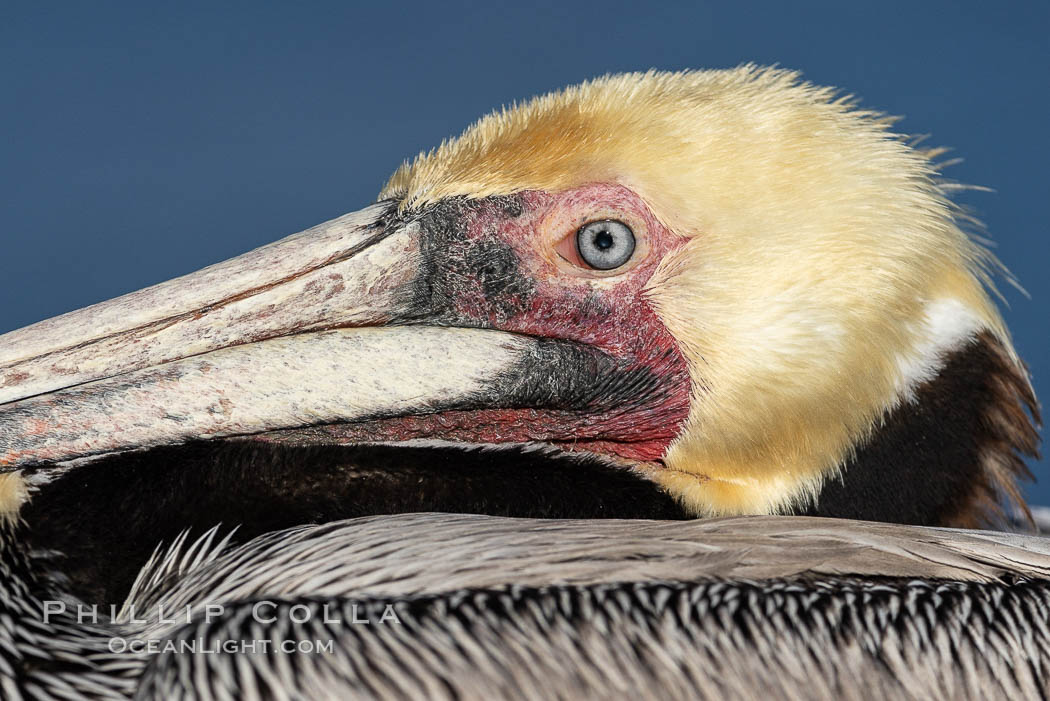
0,66,1043,698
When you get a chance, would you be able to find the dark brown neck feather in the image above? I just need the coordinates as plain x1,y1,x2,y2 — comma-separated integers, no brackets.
805,331,1041,528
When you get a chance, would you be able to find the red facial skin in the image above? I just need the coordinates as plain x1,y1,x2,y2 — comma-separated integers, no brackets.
260,184,693,464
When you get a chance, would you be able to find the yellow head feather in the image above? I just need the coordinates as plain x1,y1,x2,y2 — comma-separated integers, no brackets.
382,65,1018,516
0,472,27,524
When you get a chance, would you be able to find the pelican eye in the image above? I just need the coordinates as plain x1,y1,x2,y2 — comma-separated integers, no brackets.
576,220,636,270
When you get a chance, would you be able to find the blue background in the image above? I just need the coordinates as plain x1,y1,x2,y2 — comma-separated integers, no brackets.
3,2,1048,501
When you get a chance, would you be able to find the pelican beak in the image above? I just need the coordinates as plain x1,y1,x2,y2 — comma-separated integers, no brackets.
0,202,603,470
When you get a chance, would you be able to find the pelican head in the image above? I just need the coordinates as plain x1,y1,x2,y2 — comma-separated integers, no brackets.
0,66,1039,548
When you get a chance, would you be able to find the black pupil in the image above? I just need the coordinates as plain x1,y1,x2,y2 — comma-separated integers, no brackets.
593,230,614,250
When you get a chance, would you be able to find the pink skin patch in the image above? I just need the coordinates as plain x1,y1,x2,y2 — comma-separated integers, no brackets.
262,184,694,464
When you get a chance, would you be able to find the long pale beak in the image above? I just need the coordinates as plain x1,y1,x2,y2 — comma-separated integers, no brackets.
0,203,570,469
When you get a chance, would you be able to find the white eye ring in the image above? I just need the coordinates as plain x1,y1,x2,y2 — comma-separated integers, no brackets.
576,220,636,270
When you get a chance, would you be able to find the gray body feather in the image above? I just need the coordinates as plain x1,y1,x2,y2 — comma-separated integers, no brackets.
5,513,1050,699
